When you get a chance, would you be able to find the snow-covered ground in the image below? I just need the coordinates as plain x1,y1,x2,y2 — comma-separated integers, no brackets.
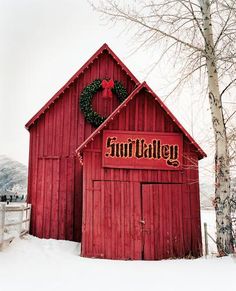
0,210,235,291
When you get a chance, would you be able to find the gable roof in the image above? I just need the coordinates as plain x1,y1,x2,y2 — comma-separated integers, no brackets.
76,82,206,160
25,43,140,130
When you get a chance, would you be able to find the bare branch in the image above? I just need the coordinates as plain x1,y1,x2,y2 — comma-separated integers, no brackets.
214,7,232,49
225,110,236,124
180,0,206,40
220,78,236,97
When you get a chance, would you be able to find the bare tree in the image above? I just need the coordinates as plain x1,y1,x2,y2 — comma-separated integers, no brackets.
92,0,236,255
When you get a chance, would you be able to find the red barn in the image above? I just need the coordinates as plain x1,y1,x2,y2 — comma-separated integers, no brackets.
26,44,206,260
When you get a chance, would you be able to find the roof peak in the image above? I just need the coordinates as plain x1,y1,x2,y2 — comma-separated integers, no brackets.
25,43,140,129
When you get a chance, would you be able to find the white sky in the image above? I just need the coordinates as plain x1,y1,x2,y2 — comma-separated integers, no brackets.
1,0,225,183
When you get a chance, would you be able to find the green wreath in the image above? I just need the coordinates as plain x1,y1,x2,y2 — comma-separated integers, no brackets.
80,79,128,127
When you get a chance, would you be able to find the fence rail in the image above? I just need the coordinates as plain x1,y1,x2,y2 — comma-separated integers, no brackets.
0,203,31,249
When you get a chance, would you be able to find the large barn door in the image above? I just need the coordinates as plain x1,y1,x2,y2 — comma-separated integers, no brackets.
82,180,142,260
141,184,184,260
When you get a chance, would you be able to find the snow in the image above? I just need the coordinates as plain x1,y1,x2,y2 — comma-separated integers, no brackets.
0,210,235,291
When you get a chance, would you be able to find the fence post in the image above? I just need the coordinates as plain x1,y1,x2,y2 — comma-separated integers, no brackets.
0,204,6,245
27,204,31,233
204,222,209,257
18,205,24,235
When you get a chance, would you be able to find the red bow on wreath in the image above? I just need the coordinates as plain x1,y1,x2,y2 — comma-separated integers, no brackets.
101,79,114,98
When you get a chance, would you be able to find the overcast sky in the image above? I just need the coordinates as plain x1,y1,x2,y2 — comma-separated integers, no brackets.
1,0,225,183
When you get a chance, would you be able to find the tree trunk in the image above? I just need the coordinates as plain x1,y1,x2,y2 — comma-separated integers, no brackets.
200,0,233,254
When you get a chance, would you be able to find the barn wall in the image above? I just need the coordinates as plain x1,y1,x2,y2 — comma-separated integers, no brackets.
27,52,138,241
81,90,202,259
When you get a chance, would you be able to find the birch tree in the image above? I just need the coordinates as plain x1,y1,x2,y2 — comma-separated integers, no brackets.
92,0,236,255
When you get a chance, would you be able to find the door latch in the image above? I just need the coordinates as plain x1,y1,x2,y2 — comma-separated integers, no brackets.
140,220,145,225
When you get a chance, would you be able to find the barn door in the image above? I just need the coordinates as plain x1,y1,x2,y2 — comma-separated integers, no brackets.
141,184,183,260
82,180,142,260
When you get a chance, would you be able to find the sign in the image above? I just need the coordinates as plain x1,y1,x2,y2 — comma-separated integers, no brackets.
102,131,183,170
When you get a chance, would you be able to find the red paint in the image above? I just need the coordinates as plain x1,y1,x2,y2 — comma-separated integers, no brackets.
102,130,183,170
142,184,185,259
79,82,205,260
26,44,139,241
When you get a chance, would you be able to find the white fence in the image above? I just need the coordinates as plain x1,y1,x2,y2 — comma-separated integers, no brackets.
0,203,31,248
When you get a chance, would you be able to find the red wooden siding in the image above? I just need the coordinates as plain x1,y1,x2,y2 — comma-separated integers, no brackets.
27,47,138,241
82,180,141,259
82,182,194,260
141,184,185,259
81,88,202,259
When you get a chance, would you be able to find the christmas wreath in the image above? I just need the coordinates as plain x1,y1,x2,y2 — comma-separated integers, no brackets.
80,79,128,127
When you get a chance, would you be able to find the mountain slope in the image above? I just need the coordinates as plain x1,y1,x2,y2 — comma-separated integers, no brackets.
0,155,27,195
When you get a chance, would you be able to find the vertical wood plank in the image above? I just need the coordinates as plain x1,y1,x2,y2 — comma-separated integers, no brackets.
43,159,52,238
50,159,59,238
66,157,75,240
133,182,142,259
93,181,102,257
35,159,45,238
58,158,67,239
